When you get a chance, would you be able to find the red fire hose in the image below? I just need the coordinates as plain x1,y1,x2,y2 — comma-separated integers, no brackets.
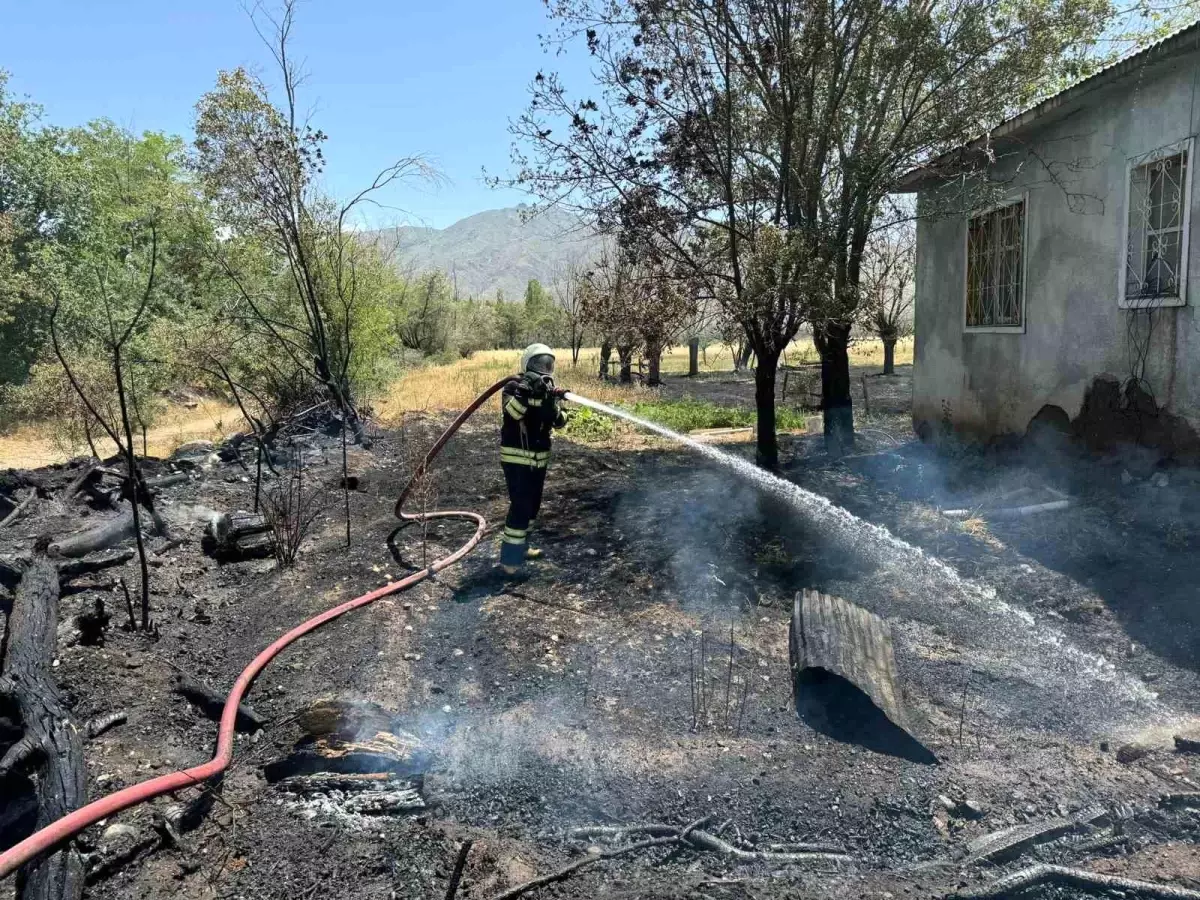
0,375,517,881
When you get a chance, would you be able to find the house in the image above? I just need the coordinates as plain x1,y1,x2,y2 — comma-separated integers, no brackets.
896,22,1200,461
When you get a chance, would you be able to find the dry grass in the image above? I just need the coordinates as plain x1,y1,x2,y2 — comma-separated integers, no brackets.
2,336,915,467
0,398,242,470
960,516,989,538
376,349,658,422
573,335,913,375
377,337,913,421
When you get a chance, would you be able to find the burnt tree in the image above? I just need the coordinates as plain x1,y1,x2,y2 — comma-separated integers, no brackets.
0,560,86,900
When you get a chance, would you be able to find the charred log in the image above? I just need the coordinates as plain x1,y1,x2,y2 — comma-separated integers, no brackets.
172,672,263,733
56,550,135,582
0,560,87,900
264,726,430,783
297,698,402,740
0,491,36,530
62,463,100,500
1,550,135,594
85,712,127,740
953,864,1200,900
46,512,136,559
143,473,188,491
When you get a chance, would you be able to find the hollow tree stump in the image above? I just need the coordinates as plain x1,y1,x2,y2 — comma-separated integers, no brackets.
0,559,86,900
789,589,936,764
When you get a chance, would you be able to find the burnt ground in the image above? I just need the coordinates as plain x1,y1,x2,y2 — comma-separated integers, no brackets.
2,363,1200,900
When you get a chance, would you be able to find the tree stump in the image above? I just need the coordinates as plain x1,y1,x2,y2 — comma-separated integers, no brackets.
201,512,274,560
789,589,936,764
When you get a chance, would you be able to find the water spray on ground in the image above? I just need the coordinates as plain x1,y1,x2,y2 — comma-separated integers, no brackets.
565,392,1163,738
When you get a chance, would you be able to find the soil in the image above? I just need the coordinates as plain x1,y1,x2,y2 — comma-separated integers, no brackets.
2,365,1199,900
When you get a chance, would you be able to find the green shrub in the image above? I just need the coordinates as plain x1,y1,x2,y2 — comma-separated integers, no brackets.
628,399,807,433
562,405,615,442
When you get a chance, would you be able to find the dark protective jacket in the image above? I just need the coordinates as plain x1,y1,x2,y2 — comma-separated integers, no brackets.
500,375,566,468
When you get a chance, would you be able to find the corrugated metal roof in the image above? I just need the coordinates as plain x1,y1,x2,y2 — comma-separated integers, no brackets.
895,18,1200,191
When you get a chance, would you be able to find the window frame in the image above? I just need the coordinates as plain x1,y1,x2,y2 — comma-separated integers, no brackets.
962,193,1029,334
1119,137,1194,309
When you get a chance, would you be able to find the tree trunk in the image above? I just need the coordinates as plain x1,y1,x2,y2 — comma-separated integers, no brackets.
753,348,782,469
816,322,855,456
599,342,612,379
646,344,663,386
882,338,896,376
0,560,86,900
736,343,754,372
688,337,699,377
617,345,634,384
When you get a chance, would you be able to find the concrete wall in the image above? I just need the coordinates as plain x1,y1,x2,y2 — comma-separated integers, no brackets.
913,53,1200,443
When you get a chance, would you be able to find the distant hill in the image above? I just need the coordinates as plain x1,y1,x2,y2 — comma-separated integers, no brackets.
371,205,602,301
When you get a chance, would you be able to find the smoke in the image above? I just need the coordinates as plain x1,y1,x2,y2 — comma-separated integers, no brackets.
567,393,1167,740
415,695,606,788
612,465,768,613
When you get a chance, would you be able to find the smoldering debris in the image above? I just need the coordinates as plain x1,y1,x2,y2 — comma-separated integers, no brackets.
278,773,426,824
267,698,432,827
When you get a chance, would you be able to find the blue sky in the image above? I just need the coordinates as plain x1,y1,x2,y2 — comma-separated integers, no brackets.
1,0,594,229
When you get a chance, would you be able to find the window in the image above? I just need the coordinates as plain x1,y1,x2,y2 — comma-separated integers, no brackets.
1122,142,1192,307
965,198,1025,330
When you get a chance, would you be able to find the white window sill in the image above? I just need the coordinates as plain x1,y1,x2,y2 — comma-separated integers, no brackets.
964,325,1026,334
1118,295,1186,309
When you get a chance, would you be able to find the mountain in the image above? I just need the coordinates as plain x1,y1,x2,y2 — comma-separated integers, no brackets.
372,205,602,301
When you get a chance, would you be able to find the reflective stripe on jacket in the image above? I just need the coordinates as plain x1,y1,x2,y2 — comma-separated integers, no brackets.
500,376,566,465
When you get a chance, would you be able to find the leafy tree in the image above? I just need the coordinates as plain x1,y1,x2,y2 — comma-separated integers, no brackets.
506,0,1115,464
581,242,693,384
524,278,550,313
493,289,524,348
192,0,432,446
450,297,497,357
523,277,567,346
0,73,85,390
581,247,642,383
396,271,452,354
860,223,915,376
31,120,196,628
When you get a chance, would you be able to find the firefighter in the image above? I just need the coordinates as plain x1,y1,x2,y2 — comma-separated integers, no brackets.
499,343,568,574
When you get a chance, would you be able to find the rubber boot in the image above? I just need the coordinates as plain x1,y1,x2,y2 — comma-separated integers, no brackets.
499,534,526,576
524,518,542,560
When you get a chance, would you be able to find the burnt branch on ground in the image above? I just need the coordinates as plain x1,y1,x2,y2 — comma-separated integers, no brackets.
0,560,86,900
952,864,1200,900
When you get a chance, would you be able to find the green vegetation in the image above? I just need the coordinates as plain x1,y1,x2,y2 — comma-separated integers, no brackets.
629,399,808,434
561,405,615,441
562,397,809,444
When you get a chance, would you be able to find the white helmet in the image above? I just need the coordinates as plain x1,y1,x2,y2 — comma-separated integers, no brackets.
520,343,555,375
